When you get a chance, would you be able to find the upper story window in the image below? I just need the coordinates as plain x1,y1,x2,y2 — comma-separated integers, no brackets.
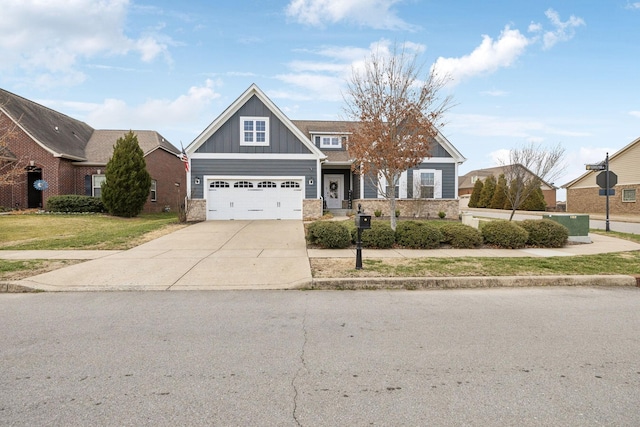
240,117,269,146
314,135,344,149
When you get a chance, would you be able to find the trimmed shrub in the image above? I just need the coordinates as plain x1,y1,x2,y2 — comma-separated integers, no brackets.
47,195,106,213
481,220,528,249
395,221,443,249
350,220,395,248
440,222,483,249
306,221,351,249
520,219,569,248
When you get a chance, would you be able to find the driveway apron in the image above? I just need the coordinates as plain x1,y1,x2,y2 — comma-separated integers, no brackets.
17,221,312,291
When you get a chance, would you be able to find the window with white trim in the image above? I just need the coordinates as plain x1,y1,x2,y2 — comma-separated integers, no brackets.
92,175,105,197
240,117,269,146
150,180,157,202
622,188,636,202
317,135,342,148
419,172,435,198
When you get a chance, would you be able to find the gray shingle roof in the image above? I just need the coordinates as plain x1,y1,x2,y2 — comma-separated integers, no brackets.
0,88,180,163
0,88,93,160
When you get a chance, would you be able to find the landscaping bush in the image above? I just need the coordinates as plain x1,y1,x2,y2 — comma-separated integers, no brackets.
47,195,106,213
306,221,351,249
439,222,483,249
395,220,443,249
481,220,528,249
350,220,395,248
519,219,569,248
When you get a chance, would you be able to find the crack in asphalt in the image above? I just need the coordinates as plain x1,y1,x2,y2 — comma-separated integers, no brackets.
292,297,308,427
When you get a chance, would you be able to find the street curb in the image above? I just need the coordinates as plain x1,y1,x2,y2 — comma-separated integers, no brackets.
2,276,638,293
307,275,638,290
0,281,40,293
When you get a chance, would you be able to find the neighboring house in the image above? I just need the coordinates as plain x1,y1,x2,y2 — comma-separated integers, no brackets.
563,136,640,215
0,88,186,212
458,165,557,209
185,84,466,221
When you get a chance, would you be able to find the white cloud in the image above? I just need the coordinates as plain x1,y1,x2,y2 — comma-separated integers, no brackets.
488,149,511,165
529,9,585,50
625,2,640,9
48,80,221,131
431,26,530,85
629,111,640,118
0,0,173,85
285,0,417,30
449,113,590,139
275,39,427,102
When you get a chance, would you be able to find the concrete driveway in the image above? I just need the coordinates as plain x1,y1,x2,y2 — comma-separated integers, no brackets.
17,221,311,291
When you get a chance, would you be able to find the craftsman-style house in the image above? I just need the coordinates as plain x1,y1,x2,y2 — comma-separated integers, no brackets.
184,84,466,221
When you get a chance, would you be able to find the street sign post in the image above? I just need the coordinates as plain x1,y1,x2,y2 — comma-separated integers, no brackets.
587,154,613,231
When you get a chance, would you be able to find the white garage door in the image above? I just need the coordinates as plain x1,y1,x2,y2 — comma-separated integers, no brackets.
207,178,303,220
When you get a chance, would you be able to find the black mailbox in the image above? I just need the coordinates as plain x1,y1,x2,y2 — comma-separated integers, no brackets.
355,214,372,229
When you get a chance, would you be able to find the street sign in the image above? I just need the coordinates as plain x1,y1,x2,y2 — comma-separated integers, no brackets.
586,163,606,171
596,171,617,189
599,189,615,196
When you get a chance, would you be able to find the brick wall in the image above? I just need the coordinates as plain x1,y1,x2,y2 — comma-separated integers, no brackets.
143,149,186,213
567,185,640,215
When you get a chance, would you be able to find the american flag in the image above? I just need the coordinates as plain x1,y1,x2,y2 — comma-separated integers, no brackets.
180,144,189,172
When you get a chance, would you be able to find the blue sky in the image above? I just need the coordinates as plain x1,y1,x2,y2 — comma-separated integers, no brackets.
1,0,639,199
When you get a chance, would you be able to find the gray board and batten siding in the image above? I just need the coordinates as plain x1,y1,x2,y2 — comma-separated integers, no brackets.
363,162,457,199
190,159,317,199
195,95,315,155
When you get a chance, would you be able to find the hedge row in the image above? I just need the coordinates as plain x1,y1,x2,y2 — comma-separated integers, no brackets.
47,195,106,213
306,219,569,250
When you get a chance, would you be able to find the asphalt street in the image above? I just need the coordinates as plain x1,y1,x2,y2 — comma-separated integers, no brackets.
2,288,640,426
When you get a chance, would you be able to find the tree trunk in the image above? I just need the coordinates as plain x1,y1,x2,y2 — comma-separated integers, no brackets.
390,196,397,231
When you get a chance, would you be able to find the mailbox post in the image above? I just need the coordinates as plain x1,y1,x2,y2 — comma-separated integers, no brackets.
354,204,371,270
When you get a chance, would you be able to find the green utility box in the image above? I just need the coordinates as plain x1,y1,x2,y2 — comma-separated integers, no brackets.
543,214,590,243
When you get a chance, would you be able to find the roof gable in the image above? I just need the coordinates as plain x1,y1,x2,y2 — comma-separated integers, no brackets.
563,136,640,188
83,130,180,164
187,84,325,158
0,88,93,160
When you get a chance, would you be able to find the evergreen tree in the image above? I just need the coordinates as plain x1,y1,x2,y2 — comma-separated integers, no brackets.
490,174,508,209
102,131,152,217
477,175,496,208
520,184,547,211
468,179,483,208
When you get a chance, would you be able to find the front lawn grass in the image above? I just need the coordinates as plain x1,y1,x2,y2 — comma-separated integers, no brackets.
310,251,640,278
0,212,182,250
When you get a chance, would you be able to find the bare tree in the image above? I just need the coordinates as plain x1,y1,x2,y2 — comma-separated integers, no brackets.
0,111,27,189
344,43,453,230
500,142,565,220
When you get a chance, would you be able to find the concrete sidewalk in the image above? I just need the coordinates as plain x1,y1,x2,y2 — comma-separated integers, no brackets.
2,222,640,292
4,220,311,292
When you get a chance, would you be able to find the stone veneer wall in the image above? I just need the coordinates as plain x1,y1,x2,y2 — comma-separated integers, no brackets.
353,199,460,219
303,199,323,220
567,185,639,215
186,199,206,222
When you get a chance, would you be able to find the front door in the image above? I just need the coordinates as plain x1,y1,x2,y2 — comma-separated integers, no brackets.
324,174,343,209
27,168,43,209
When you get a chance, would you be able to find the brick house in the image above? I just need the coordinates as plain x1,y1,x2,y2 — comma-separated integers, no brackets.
459,165,557,209
0,89,186,212
563,137,640,215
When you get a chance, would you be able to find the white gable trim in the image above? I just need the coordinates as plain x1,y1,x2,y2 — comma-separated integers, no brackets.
186,84,325,159
434,131,466,163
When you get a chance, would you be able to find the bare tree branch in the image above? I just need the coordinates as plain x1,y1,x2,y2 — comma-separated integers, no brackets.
343,42,453,230
500,142,566,220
